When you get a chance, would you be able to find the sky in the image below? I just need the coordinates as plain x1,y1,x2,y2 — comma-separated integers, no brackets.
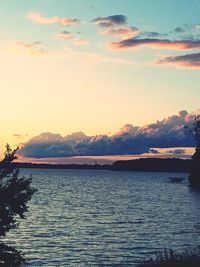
0,0,200,163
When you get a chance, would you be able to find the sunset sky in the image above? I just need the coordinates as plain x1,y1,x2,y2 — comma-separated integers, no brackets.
0,0,200,163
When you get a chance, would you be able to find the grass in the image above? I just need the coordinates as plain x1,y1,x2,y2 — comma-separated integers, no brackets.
136,247,200,267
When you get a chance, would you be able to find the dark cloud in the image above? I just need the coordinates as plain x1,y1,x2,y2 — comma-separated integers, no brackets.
173,24,200,34
140,31,167,38
174,27,186,34
149,149,160,154
157,52,200,68
110,38,200,50
92,15,127,27
20,110,198,158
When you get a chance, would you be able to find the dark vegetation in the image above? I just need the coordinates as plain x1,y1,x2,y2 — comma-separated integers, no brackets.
112,158,191,172
188,115,200,188
0,145,37,266
136,248,200,267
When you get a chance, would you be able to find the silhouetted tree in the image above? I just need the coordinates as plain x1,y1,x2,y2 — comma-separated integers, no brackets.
189,116,200,188
0,144,37,266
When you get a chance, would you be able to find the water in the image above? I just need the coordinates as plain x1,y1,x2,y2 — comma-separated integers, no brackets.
4,169,200,266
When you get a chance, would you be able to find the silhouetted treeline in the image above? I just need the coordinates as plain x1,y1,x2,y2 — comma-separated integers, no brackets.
0,162,112,170
112,158,191,172
1,158,192,173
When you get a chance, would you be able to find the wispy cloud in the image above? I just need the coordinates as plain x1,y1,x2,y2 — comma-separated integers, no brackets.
62,47,135,64
100,26,139,38
173,24,200,34
140,31,167,38
5,41,49,55
156,52,200,69
110,38,200,50
3,40,134,64
92,15,127,28
26,12,80,26
57,31,89,46
13,134,29,138
20,109,198,158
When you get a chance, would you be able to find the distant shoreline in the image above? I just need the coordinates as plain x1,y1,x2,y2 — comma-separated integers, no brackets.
3,158,191,173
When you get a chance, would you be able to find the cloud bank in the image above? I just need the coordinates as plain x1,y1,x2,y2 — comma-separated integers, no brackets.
20,110,199,158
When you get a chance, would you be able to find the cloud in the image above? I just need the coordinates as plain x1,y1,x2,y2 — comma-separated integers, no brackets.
167,149,185,155
100,26,139,38
20,109,199,158
140,31,167,38
13,134,29,138
171,24,200,42
156,52,200,69
149,148,160,154
26,12,80,26
173,24,200,33
92,15,127,28
174,27,187,34
3,41,134,64
110,38,200,50
194,25,200,30
61,47,135,64
5,41,49,55
57,31,89,46
92,15,139,39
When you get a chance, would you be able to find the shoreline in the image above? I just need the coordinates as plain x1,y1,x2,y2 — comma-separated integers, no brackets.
2,158,192,173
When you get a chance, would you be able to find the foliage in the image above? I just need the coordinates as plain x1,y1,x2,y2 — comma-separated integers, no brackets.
0,144,37,266
192,115,200,148
137,247,200,267
188,116,200,188
0,243,26,267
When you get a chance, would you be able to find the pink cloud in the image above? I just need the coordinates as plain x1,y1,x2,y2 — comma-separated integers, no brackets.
57,31,89,46
6,41,49,55
156,52,200,69
100,26,139,38
110,38,200,50
26,12,80,26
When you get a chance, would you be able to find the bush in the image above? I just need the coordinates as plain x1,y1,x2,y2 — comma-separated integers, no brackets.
137,247,200,267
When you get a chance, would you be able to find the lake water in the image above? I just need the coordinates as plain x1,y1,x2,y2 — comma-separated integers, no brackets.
4,169,200,266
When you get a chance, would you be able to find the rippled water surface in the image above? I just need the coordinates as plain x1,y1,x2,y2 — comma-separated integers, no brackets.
4,169,200,266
